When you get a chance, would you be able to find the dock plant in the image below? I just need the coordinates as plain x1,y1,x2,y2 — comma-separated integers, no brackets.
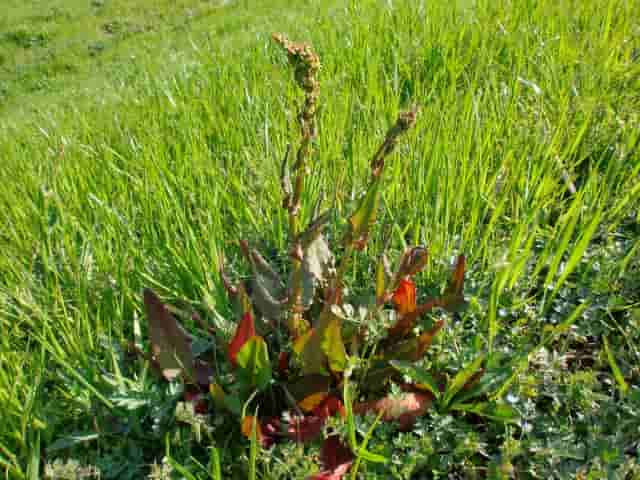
141,34,518,479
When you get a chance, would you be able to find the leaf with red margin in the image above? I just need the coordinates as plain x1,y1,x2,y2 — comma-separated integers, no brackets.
236,336,272,390
308,436,354,480
353,392,433,430
228,312,256,368
143,289,194,381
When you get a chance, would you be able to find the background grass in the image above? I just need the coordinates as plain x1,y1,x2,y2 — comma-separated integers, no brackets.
1,0,639,478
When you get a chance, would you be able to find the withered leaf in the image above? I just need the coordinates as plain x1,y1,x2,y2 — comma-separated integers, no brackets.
143,289,194,381
353,392,433,430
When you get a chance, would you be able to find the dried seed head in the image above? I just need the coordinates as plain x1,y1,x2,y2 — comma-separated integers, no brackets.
397,246,429,278
371,105,420,177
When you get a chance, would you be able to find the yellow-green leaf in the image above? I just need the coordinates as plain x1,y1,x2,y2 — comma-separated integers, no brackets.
236,336,272,391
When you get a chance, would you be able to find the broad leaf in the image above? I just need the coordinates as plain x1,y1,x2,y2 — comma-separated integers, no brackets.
302,234,335,286
244,245,285,320
288,415,325,443
236,336,272,391
321,315,347,373
449,401,519,423
293,328,315,355
353,392,433,430
451,366,512,405
442,354,485,408
392,278,417,315
287,374,332,403
388,298,440,340
241,415,263,443
308,436,354,480
383,320,444,361
209,383,225,407
299,392,329,413
228,312,256,367
300,309,347,375
143,289,194,381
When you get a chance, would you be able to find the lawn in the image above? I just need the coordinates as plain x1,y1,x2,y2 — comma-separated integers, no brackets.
1,0,639,478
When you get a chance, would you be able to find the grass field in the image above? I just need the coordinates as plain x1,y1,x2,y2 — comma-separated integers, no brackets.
1,0,639,478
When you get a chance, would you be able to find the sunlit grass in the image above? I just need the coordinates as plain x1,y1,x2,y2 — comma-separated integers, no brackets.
1,0,639,477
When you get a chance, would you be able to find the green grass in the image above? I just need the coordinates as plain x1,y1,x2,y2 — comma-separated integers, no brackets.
1,0,639,478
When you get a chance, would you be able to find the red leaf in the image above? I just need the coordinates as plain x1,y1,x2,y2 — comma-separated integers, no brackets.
228,312,256,367
287,415,325,443
242,416,281,449
308,436,354,480
312,395,345,419
392,278,417,315
278,351,290,377
289,395,345,443
353,392,433,430
184,386,208,414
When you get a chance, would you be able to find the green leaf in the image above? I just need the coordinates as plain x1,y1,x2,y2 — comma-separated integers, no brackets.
442,354,485,408
300,309,347,375
322,315,347,373
47,433,100,453
451,366,512,405
449,402,519,423
390,360,441,400
348,178,381,246
236,336,272,391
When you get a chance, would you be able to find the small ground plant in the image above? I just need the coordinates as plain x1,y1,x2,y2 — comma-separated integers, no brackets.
139,34,521,478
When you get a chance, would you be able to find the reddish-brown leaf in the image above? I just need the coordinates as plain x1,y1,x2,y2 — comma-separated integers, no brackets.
287,415,325,443
353,391,433,430
228,312,256,367
312,395,345,419
278,351,290,377
387,298,440,339
440,255,467,312
184,386,208,414
308,436,354,480
413,319,445,360
383,319,445,362
450,254,465,294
